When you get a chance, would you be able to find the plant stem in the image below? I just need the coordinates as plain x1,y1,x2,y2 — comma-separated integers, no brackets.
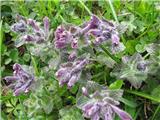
31,56,39,76
143,52,150,59
100,45,120,63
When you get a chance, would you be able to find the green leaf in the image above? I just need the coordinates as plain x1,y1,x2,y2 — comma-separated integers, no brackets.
119,97,137,108
70,85,78,94
111,53,148,89
42,99,53,114
59,106,84,120
125,40,138,54
151,85,160,101
10,98,17,106
125,90,160,103
6,107,14,113
5,58,12,65
23,53,30,62
135,44,145,53
109,80,124,90
9,49,19,61
6,101,13,107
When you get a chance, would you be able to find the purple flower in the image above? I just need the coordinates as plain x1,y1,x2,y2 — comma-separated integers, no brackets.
54,25,72,49
79,90,132,120
27,19,40,31
94,36,106,46
111,33,120,45
55,58,88,88
137,62,147,71
110,104,132,120
4,63,34,96
11,20,27,32
89,29,101,37
103,107,114,120
11,15,50,47
82,87,88,96
68,51,77,61
81,15,121,47
82,103,100,118
23,35,35,42
54,25,81,49
81,15,100,34
43,17,49,35
71,38,78,49
67,74,80,89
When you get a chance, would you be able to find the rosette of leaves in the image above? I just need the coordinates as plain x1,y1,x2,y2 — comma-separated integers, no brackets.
111,53,149,89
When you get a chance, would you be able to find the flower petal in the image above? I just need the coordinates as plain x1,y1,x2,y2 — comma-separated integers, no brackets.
110,104,132,120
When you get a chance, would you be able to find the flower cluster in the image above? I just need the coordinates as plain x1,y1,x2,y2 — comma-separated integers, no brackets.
7,15,133,120
79,88,132,120
4,64,34,96
55,58,88,89
81,15,125,53
54,25,80,49
54,15,125,88
54,15,125,54
11,15,49,46
82,15,117,45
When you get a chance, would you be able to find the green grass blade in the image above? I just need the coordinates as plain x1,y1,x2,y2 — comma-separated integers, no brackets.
107,0,126,44
108,0,119,23
100,44,120,63
152,104,160,120
78,0,92,15
31,56,39,76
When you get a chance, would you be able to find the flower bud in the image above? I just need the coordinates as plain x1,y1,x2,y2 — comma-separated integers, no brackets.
27,19,40,31
11,20,27,32
82,87,88,96
43,17,49,35
67,74,79,89
111,34,120,45
68,51,77,61
71,38,78,49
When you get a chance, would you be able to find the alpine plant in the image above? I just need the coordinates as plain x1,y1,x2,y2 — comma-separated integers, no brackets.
5,14,137,120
